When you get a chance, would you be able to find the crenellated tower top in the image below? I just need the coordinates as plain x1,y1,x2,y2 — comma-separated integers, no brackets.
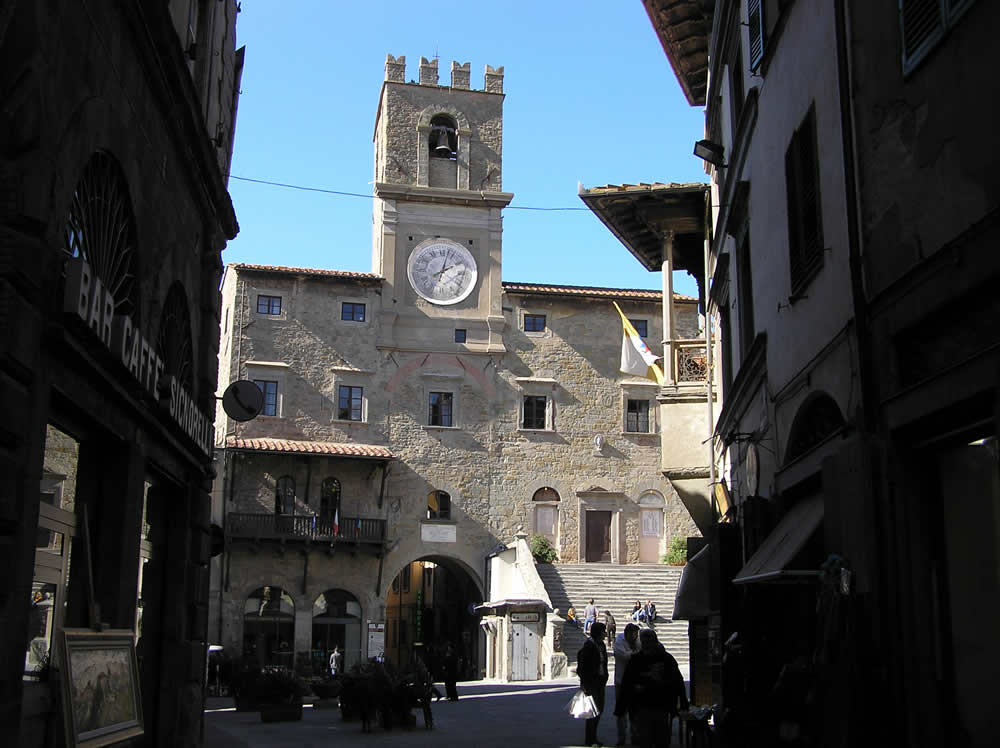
383,53,504,93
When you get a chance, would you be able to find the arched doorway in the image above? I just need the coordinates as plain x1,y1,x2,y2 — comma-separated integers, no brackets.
638,491,666,563
243,586,295,668
312,589,362,673
384,556,482,682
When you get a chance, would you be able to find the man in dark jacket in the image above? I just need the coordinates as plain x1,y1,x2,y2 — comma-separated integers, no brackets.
577,621,609,747
615,628,689,748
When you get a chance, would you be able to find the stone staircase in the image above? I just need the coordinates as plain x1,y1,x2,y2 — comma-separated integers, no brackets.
536,563,689,667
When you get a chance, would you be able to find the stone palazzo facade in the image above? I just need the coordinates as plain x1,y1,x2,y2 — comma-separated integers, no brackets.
209,55,707,675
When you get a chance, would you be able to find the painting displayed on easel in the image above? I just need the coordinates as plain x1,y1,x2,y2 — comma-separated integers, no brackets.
60,629,143,747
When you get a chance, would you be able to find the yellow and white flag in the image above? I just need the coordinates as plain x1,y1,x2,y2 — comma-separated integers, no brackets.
613,302,664,385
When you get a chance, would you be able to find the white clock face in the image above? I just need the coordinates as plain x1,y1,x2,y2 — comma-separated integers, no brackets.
406,239,478,305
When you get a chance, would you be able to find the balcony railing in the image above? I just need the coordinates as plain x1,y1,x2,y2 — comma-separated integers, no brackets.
673,339,708,383
227,513,386,544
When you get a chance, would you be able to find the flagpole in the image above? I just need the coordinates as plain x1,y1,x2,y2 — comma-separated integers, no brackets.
661,230,675,386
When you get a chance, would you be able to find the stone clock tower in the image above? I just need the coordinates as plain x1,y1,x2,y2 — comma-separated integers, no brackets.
372,54,513,353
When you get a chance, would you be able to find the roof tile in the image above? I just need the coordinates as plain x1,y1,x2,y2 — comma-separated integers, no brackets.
225,437,394,459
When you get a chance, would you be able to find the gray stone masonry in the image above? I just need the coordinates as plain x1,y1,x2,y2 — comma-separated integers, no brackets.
485,64,504,93
419,56,439,85
385,53,405,82
451,61,471,89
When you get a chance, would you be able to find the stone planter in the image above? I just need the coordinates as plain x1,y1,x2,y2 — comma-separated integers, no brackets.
259,702,303,722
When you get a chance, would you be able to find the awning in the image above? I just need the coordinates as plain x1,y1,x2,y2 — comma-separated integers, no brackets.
733,494,824,584
672,544,712,620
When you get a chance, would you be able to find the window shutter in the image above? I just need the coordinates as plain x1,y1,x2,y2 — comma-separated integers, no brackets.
747,0,765,71
901,0,944,68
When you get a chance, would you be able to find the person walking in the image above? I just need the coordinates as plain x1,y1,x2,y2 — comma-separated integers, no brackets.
577,620,609,747
615,629,689,748
613,623,640,747
584,598,598,635
329,645,343,678
442,642,459,701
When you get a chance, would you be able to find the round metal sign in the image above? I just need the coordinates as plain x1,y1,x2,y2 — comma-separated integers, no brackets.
222,380,263,422
745,442,759,496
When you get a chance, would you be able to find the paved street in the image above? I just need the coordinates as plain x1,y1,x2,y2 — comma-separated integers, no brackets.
204,668,691,747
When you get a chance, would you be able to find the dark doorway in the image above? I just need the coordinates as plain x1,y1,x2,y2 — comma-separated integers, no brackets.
586,511,612,562
385,557,482,681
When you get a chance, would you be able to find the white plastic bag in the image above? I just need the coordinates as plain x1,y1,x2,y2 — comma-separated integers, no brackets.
566,689,599,719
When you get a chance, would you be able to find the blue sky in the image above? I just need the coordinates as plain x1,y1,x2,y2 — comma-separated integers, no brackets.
226,1,706,296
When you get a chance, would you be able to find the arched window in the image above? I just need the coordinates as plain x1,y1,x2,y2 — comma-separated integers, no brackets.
320,477,341,520
429,114,457,159
64,151,140,320
243,586,295,666
275,476,295,515
427,490,451,520
784,393,846,464
532,487,560,502
312,589,362,673
533,487,560,541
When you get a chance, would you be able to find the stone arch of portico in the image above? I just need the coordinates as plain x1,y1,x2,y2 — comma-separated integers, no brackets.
416,104,472,188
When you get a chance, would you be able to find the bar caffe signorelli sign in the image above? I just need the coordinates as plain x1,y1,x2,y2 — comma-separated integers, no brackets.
64,257,213,457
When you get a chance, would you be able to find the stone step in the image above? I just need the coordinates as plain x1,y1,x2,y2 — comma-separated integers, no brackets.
537,562,689,666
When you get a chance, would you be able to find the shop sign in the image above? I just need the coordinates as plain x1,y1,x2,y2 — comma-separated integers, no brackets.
510,613,539,623
64,257,213,456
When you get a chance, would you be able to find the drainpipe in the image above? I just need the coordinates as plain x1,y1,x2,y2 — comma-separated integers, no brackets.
704,193,717,520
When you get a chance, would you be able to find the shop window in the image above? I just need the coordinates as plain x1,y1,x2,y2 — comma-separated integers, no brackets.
341,302,366,322
427,490,451,520
275,476,295,515
254,380,278,416
257,295,282,315
244,586,295,667
338,385,363,421
428,391,454,427
626,399,651,433
524,314,546,333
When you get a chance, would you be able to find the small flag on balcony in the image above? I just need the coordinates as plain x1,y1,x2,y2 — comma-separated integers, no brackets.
333,507,339,537
613,302,664,385
355,517,361,536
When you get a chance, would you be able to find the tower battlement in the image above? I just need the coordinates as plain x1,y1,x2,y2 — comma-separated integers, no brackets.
384,53,504,93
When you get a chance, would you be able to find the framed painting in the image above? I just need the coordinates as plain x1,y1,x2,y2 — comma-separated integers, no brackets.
60,629,143,747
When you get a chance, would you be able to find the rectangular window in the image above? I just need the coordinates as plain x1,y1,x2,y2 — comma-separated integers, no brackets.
429,392,454,427
900,0,975,74
337,385,363,421
536,505,556,537
785,106,823,293
257,295,281,315
254,380,278,416
522,395,547,430
454,329,467,343
747,0,765,71
341,302,366,322
626,399,651,433
524,314,546,332
729,34,745,138
630,319,648,338
738,234,756,357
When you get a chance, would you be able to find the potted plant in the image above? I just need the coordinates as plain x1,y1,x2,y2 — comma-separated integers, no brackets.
250,668,309,722
230,661,262,711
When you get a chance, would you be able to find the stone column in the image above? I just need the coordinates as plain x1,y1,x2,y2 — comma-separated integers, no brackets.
661,230,676,385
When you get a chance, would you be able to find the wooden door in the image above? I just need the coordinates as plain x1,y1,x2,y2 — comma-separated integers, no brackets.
585,511,612,562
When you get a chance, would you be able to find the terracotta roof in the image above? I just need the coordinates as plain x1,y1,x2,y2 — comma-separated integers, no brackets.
225,437,394,459
502,281,696,303
229,263,382,281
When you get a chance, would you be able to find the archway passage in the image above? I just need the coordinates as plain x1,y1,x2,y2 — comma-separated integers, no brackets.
243,586,295,668
312,589,362,674
384,555,482,682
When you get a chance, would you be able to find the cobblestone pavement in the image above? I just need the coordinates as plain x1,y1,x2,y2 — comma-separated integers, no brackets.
204,670,691,748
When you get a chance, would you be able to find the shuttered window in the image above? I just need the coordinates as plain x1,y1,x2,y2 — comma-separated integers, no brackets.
785,106,823,293
747,0,765,71
901,0,976,74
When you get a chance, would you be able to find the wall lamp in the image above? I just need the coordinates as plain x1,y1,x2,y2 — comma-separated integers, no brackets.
693,139,727,168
